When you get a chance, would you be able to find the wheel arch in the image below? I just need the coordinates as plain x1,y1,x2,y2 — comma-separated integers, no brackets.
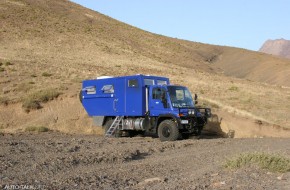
156,114,181,132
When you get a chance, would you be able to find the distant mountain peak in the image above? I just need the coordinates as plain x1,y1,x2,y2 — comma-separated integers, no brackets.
259,39,290,59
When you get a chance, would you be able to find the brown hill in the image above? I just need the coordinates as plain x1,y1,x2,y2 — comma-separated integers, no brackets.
0,0,290,136
259,39,290,59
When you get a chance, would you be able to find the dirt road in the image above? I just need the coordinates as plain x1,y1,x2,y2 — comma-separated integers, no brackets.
1,132,290,189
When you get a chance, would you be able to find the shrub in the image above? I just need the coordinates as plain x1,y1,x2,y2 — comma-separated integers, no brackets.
22,100,42,112
25,126,49,132
34,89,61,102
16,83,33,93
0,96,9,106
22,89,62,112
5,61,13,66
42,72,52,77
0,67,4,72
225,152,290,173
228,86,239,91
71,77,83,83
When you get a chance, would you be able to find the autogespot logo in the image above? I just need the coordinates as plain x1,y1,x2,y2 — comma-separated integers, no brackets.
2,184,46,190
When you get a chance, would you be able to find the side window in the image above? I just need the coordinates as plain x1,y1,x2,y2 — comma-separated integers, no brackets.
152,88,166,100
128,79,138,87
153,88,161,99
101,85,114,93
153,88,168,108
144,79,154,85
157,80,167,85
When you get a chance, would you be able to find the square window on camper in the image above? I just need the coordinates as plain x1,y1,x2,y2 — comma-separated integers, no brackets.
157,80,167,85
128,79,138,87
144,79,154,85
102,85,114,93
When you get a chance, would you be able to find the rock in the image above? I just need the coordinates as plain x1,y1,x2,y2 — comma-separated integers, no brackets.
277,174,284,180
144,177,164,183
210,173,219,177
137,177,165,186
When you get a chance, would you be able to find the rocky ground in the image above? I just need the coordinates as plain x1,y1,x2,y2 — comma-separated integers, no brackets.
1,132,290,190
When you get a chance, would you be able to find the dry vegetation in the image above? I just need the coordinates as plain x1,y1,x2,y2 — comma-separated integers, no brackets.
0,0,290,134
22,88,62,112
225,152,290,173
24,125,50,132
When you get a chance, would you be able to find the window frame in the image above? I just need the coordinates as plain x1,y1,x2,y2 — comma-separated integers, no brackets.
128,79,139,88
101,84,114,94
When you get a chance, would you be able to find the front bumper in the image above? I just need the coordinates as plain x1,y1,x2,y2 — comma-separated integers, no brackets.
179,107,211,119
178,107,211,133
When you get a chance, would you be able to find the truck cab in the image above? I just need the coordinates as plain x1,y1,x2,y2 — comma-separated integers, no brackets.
147,85,211,141
80,75,211,141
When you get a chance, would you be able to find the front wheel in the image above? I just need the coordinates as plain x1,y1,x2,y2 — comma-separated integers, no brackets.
158,120,180,141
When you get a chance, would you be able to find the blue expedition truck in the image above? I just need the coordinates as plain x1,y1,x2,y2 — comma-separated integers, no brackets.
80,74,211,141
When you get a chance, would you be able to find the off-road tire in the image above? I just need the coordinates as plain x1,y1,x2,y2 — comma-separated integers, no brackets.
158,120,180,141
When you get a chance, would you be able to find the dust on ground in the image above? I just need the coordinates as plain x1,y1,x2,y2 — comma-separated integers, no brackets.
1,132,290,189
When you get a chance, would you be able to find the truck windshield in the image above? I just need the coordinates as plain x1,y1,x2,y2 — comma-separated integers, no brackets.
167,86,194,108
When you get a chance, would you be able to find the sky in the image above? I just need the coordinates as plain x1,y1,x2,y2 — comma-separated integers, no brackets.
70,0,290,51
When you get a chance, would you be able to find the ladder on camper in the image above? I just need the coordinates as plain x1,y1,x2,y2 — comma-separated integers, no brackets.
105,116,124,137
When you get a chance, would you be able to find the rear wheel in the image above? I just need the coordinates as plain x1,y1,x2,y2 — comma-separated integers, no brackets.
158,120,180,141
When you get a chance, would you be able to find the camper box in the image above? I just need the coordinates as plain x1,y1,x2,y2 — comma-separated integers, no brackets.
81,74,170,117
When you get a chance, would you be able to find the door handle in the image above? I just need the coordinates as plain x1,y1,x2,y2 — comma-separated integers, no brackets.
113,99,118,111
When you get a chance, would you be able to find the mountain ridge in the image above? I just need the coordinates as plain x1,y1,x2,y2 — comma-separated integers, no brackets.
259,38,290,59
1,0,290,86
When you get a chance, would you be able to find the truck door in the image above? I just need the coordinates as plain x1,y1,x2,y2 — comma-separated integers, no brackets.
149,86,171,116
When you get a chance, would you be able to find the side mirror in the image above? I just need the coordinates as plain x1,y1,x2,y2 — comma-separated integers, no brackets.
194,94,198,105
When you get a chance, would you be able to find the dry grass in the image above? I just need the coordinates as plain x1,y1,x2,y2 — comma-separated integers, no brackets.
0,96,9,106
42,72,53,77
0,0,290,134
225,152,290,173
22,89,62,112
25,126,50,132
228,86,239,91
4,61,13,66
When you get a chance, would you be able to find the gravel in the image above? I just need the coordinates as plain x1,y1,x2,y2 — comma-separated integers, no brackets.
1,132,290,189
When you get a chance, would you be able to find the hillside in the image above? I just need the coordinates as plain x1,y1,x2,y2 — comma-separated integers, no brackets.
260,39,290,59
0,0,290,136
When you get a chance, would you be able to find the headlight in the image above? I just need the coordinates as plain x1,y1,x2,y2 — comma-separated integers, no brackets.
188,109,195,115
